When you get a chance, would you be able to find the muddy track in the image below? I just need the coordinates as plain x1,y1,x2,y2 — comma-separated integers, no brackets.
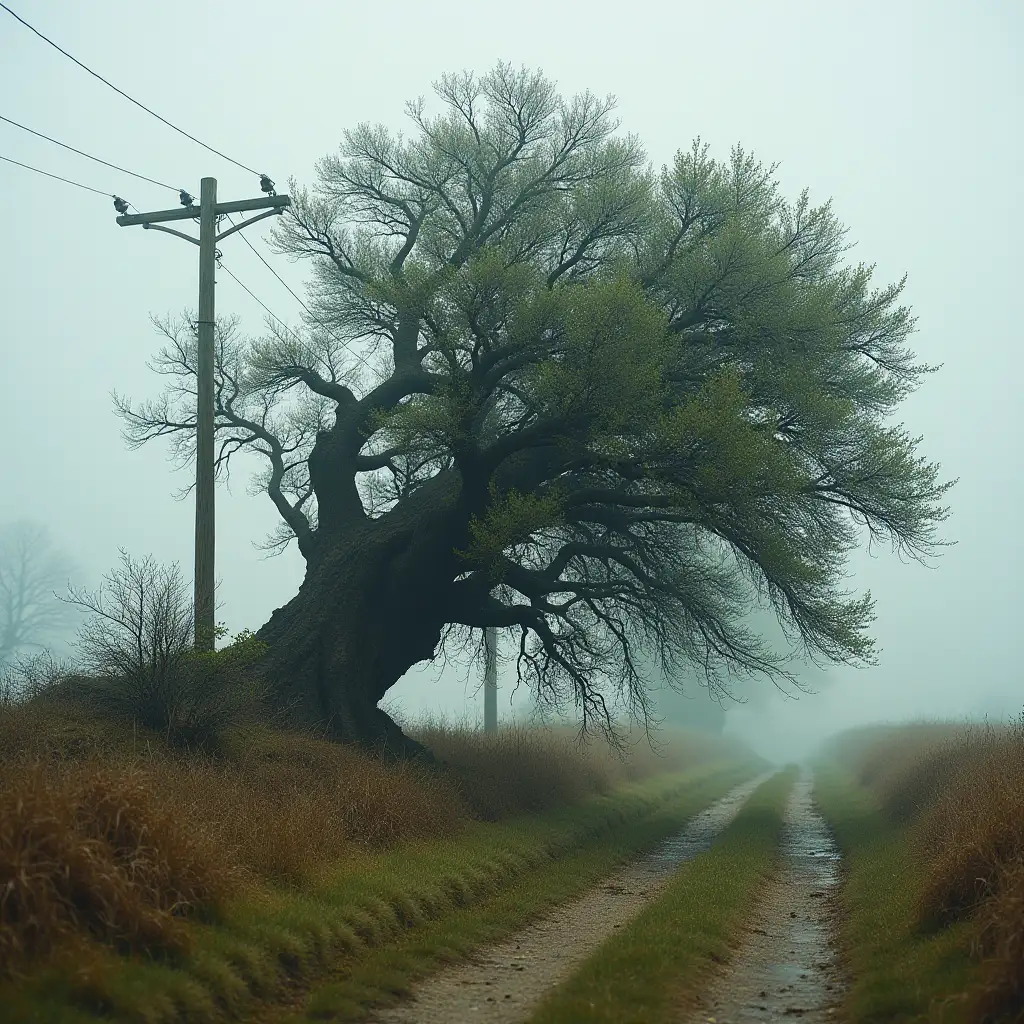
683,768,846,1023
371,773,773,1024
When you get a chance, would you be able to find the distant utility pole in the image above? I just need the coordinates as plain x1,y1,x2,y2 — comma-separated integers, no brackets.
484,626,498,732
116,176,290,650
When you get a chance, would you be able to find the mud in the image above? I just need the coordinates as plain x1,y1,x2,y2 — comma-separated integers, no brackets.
371,773,773,1024
683,769,846,1023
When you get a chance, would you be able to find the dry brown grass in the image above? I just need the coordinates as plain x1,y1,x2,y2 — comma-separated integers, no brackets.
412,717,727,820
830,721,968,822
914,725,1024,926
203,726,470,875
0,758,236,979
974,856,1024,1022
0,700,721,981
830,715,1024,1021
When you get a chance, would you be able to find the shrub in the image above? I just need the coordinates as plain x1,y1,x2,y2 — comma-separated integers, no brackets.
831,722,967,822
414,719,618,819
973,855,1024,1022
60,552,269,747
411,716,737,820
205,725,470,880
0,652,77,706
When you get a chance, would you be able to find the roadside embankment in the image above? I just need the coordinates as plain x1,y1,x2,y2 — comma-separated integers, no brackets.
814,718,1024,1022
0,702,759,1023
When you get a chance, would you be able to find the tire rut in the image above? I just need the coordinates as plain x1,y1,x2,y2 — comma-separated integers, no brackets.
683,768,846,1023
370,773,773,1024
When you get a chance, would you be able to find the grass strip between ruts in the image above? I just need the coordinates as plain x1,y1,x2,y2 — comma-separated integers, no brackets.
524,765,799,1024
1,757,760,1024
811,760,977,1024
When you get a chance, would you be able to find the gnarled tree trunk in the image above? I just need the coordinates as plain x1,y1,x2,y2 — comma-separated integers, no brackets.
255,476,466,759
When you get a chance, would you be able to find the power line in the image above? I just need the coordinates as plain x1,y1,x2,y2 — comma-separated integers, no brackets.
217,258,289,328
218,255,375,374
0,152,121,199
0,113,182,194
229,215,314,317
223,214,375,371
0,1,261,178
217,258,320,355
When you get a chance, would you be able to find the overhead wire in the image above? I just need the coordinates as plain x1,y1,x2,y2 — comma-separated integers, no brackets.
0,10,362,373
217,258,295,334
0,151,333,380
0,151,127,200
0,113,182,195
0,1,261,178
230,216,314,317
2,141,370,379
222,213,376,372
0,141,360,371
215,256,375,380
216,257,333,364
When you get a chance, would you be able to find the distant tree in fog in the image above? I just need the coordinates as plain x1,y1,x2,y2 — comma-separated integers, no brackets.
0,520,78,665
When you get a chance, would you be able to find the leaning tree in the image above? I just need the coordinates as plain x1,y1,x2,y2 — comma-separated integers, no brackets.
117,64,953,753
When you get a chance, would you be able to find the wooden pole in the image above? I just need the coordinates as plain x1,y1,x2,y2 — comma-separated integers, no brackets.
484,626,497,732
194,177,217,650
116,184,290,651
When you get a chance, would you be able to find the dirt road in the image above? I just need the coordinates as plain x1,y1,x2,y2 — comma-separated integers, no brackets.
683,769,846,1023
371,773,772,1024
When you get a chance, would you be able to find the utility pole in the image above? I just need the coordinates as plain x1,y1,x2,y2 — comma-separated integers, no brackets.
116,177,290,650
484,626,498,732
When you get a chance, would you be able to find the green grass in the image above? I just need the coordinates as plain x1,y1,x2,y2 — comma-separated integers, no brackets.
812,760,977,1023
1,757,759,1024
524,766,798,1024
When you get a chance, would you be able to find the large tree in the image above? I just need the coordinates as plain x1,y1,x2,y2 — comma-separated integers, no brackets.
0,520,78,665
117,65,953,754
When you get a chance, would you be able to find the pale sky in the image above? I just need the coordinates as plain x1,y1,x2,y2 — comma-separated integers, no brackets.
1,0,1020,760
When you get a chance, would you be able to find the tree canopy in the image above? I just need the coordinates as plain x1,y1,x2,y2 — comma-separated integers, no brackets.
117,64,953,741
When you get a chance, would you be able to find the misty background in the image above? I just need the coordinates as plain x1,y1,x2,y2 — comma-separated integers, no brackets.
1,0,1019,761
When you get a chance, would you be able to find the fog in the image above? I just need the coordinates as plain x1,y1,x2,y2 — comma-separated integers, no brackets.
1,0,1020,763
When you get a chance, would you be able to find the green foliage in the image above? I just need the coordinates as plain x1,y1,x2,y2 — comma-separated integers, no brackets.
188,628,269,678
532,276,669,435
122,63,955,731
168,629,272,747
460,488,564,572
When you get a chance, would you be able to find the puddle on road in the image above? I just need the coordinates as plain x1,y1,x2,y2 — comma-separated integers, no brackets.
686,769,846,1024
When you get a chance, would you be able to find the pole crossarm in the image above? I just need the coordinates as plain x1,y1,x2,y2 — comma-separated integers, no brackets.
116,193,290,227
139,207,286,247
